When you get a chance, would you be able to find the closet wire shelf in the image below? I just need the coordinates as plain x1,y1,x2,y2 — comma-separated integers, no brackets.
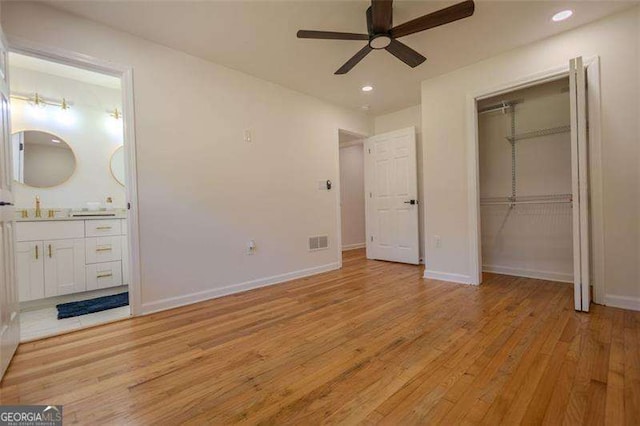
480,193,573,207
505,125,571,143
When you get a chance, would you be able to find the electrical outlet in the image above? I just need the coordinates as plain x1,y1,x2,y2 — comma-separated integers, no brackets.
247,240,256,255
435,235,442,248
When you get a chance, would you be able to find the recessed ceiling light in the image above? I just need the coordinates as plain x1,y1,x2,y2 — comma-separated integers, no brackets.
51,139,61,144
552,10,573,22
361,85,373,92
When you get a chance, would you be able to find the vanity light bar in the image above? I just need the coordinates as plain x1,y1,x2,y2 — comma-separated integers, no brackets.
10,92,73,110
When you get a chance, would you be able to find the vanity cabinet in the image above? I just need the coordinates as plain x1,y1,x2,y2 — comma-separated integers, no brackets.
16,218,127,302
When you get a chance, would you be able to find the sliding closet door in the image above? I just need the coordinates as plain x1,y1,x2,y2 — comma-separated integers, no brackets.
569,57,590,312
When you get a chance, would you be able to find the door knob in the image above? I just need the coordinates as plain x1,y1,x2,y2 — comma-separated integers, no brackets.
404,200,417,205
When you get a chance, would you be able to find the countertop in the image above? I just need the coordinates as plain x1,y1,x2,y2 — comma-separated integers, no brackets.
15,209,127,222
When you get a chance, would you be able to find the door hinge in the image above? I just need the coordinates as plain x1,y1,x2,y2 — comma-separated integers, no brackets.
369,192,372,198
368,148,371,154
19,143,24,151
370,236,373,242
127,202,131,210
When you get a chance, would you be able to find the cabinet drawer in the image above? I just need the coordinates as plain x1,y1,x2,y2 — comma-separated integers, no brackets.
16,221,84,242
85,220,122,237
85,236,122,264
86,261,122,290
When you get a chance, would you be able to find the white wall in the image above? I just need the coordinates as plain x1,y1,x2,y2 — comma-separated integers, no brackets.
339,142,365,250
10,66,125,209
374,104,424,261
2,2,371,313
420,7,640,308
479,79,573,282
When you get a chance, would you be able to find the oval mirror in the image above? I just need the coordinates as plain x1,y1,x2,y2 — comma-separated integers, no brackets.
12,130,76,188
110,146,125,186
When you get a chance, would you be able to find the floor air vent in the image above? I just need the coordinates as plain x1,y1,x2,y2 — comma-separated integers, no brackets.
309,235,329,251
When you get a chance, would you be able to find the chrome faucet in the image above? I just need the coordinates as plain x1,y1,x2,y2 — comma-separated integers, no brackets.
35,195,41,218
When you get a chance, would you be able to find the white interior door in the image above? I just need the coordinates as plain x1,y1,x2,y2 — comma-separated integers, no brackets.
569,56,590,312
365,127,419,264
0,26,19,380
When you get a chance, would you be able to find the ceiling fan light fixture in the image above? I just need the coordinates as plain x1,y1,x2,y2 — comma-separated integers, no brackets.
362,85,374,92
552,10,573,22
369,35,392,49
297,0,476,74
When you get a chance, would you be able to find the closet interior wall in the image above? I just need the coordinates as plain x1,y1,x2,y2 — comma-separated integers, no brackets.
478,78,573,282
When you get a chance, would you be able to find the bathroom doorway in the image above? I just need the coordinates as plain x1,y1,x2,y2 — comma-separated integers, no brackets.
7,47,139,341
338,129,366,255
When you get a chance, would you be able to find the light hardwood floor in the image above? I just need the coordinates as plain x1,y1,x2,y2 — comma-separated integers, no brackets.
0,249,638,424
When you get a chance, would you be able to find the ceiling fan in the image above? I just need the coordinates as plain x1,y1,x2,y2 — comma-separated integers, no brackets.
297,0,475,74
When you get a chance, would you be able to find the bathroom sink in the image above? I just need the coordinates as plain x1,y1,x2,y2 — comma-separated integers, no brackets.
70,211,117,217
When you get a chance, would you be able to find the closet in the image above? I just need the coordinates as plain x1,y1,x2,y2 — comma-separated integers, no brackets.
478,78,575,285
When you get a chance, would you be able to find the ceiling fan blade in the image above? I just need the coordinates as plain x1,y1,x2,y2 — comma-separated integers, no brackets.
385,39,426,68
335,44,373,75
371,0,393,33
390,0,475,38
297,30,369,41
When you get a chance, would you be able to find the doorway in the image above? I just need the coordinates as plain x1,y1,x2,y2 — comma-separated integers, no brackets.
4,43,140,342
478,78,573,281
468,56,603,313
338,130,366,253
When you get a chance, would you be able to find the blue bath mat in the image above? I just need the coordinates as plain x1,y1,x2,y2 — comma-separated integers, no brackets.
56,292,129,319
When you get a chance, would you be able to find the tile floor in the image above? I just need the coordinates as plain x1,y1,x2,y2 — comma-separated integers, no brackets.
20,303,130,342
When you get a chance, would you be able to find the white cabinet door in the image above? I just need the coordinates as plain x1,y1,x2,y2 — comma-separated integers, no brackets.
364,127,420,264
16,241,44,302
44,239,86,297
121,235,129,285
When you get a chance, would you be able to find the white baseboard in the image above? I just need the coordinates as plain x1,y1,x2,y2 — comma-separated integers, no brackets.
604,294,640,311
423,270,474,285
342,243,366,251
483,264,573,283
140,262,341,315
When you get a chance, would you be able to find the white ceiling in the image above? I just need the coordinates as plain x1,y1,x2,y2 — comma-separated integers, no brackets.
9,52,121,89
47,1,635,115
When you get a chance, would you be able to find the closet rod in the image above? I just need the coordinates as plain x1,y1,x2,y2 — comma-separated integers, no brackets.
505,125,571,142
480,199,572,206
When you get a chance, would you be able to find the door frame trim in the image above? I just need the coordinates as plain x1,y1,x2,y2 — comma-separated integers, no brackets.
7,36,143,316
465,56,604,304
